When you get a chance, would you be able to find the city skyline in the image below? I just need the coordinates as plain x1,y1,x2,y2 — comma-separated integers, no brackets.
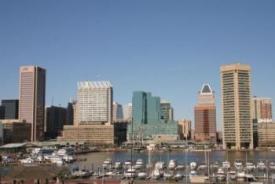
1,1,275,130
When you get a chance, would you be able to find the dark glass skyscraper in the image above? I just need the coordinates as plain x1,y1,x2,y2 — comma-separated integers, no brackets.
1,99,19,119
130,91,178,141
0,106,5,119
45,106,67,139
65,102,74,125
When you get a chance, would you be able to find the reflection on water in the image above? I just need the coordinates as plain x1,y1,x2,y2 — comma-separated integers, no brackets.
74,150,275,169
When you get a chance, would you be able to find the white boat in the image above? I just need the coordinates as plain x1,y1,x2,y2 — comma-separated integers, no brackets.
36,155,44,162
237,171,246,181
136,159,143,165
20,157,34,164
137,172,147,179
190,162,197,170
222,161,230,169
216,168,225,181
134,159,144,169
63,154,76,163
57,148,74,156
269,162,275,170
174,172,183,180
190,170,197,177
103,158,112,165
124,161,132,169
176,164,185,170
234,160,243,170
198,164,207,170
245,173,257,182
50,156,64,166
146,144,156,151
57,148,67,156
151,169,161,179
71,169,93,178
114,161,122,169
102,159,112,169
168,160,177,170
32,148,41,155
246,162,256,171
124,168,136,178
228,170,237,180
106,171,115,176
257,161,266,170
210,162,219,169
163,172,173,179
155,161,165,170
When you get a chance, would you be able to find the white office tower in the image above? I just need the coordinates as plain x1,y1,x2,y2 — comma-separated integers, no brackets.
123,103,132,122
77,81,113,125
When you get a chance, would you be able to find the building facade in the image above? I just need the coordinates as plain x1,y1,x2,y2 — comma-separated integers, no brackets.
178,119,192,140
45,106,67,139
129,91,178,142
252,97,272,147
59,124,114,144
123,103,132,122
59,81,115,144
0,106,5,119
221,63,253,150
65,101,75,125
194,84,217,143
257,122,275,147
0,119,31,144
160,100,174,122
113,102,123,122
252,97,272,123
77,81,112,125
1,99,19,119
19,66,46,142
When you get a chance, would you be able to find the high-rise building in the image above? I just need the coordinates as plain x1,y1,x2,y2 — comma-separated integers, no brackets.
123,103,132,122
0,106,5,119
194,84,217,143
178,119,192,140
221,63,253,150
65,101,75,125
19,66,46,142
77,81,112,125
45,106,67,139
252,97,273,147
132,91,161,125
160,100,174,122
59,81,116,145
0,122,3,144
1,99,19,119
113,102,123,122
252,97,272,123
130,91,178,142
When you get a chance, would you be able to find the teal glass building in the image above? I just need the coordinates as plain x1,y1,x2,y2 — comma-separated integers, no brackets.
128,91,178,141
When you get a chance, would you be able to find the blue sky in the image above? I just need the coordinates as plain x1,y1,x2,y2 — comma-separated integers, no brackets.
0,0,275,130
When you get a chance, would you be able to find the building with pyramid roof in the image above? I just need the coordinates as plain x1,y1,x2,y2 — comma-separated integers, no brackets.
194,83,217,143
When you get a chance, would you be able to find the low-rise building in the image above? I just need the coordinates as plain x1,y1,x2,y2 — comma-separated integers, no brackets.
257,122,275,147
0,119,31,144
58,124,114,145
59,121,128,145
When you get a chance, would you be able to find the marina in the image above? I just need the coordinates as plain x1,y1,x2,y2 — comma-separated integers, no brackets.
2,145,275,183
70,150,275,183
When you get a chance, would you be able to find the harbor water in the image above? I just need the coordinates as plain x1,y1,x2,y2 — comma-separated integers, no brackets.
74,150,275,169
